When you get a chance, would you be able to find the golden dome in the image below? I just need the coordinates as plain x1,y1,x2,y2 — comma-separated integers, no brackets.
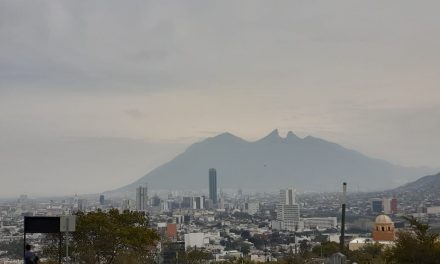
375,214,393,224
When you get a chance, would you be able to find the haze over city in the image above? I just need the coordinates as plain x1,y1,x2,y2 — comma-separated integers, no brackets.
1,1,440,197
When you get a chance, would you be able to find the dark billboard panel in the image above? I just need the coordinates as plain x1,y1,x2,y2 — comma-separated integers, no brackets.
24,216,60,233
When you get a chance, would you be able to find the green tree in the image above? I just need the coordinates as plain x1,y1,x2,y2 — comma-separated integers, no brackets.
311,241,339,258
240,243,250,255
348,243,384,264
248,235,265,250
298,240,311,258
179,248,213,264
43,209,159,264
384,216,440,264
282,246,305,264
238,230,250,240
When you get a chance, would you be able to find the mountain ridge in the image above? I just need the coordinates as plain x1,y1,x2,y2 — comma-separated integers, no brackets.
391,172,440,193
107,130,434,195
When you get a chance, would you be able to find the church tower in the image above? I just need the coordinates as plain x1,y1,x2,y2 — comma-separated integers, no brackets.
372,214,395,241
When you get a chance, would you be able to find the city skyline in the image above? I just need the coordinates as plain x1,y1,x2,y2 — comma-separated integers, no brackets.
3,178,424,263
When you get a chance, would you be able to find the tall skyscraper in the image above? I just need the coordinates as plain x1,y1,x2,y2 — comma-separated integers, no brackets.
390,198,398,214
99,194,105,205
192,196,205,210
277,188,300,231
371,198,383,214
209,168,217,204
383,198,392,214
136,185,148,211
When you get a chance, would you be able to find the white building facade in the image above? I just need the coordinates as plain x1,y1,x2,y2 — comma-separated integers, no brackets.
276,188,300,231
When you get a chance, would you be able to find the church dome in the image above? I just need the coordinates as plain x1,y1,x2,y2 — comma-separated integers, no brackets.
375,214,393,224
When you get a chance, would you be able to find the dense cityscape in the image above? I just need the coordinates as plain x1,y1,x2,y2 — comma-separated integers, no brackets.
2,168,440,263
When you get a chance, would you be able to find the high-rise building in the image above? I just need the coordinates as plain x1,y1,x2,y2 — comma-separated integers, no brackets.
152,195,161,207
279,188,296,205
371,198,383,214
383,198,391,214
136,185,149,211
77,199,88,212
209,168,217,204
181,197,192,209
277,188,300,231
383,197,397,214
122,199,135,211
180,196,205,210
390,198,398,214
192,196,205,210
99,195,105,205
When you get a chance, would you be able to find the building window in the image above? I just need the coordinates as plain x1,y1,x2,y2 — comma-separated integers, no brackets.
382,226,385,231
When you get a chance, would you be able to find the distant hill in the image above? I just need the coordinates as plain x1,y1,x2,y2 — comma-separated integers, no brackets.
391,172,440,194
108,130,433,195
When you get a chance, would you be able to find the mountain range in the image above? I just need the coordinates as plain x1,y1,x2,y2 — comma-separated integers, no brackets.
109,130,434,195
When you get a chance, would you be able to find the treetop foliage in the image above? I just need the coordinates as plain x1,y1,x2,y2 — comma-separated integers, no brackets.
43,209,159,264
383,216,440,264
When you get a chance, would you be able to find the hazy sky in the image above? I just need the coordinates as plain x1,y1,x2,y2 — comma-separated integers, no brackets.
1,1,439,197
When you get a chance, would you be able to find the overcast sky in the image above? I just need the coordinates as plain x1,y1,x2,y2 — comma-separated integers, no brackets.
1,1,439,197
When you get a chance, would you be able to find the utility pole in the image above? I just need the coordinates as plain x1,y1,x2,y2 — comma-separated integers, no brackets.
339,182,347,252
65,216,69,263
60,215,76,264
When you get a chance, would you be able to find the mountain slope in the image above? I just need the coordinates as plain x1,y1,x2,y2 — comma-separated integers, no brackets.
391,172,440,193
111,130,433,194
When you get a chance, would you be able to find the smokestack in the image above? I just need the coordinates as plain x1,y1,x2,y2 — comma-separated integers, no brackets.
340,182,347,252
